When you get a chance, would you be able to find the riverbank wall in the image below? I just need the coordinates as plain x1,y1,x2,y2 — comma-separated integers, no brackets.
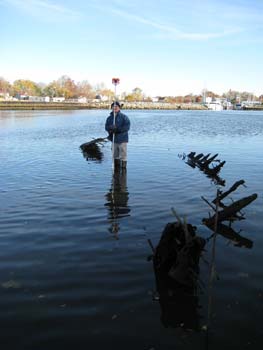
0,101,207,111
242,105,263,111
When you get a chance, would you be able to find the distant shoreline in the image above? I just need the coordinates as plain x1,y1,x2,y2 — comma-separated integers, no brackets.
1,101,263,111
0,101,207,111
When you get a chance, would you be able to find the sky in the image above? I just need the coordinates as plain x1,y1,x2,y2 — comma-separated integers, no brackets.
1,0,263,96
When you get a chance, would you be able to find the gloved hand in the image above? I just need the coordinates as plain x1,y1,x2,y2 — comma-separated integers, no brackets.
110,125,118,133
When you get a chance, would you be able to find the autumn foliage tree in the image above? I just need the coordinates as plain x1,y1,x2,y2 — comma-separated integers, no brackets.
93,82,114,100
0,76,261,103
12,79,42,96
77,80,96,99
0,77,12,94
56,75,78,99
125,87,145,102
43,81,62,98
44,76,81,98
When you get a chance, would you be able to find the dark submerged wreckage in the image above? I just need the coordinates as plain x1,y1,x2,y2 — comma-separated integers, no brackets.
181,151,226,186
150,220,206,330
202,180,257,248
153,221,206,290
181,152,257,247
149,151,257,331
80,137,108,162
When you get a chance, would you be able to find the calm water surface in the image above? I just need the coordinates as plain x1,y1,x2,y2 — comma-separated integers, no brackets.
0,110,263,349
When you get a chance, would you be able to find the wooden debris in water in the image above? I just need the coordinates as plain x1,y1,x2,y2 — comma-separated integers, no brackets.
183,151,226,186
203,193,257,227
153,221,206,288
201,179,257,248
212,180,246,206
170,151,258,333
80,137,108,161
151,220,206,330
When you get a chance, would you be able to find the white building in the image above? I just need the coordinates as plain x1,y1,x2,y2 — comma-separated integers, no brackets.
52,97,65,102
0,92,13,101
28,96,50,102
78,97,88,103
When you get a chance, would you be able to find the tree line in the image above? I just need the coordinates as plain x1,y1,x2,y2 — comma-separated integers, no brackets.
0,76,262,104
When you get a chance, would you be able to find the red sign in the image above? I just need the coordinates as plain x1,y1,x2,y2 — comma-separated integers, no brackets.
112,78,120,85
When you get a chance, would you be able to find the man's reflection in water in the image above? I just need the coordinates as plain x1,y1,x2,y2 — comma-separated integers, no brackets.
105,168,130,239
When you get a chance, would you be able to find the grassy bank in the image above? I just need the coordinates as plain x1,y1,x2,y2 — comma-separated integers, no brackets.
0,101,207,111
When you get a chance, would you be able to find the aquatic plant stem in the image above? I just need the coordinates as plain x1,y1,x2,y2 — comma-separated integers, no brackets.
206,189,220,345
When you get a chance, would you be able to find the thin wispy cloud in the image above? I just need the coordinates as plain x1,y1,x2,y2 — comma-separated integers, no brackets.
96,5,243,41
90,1,243,41
3,0,81,21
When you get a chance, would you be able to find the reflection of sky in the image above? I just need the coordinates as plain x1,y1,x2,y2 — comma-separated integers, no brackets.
130,110,263,143
1,109,262,231
128,110,263,167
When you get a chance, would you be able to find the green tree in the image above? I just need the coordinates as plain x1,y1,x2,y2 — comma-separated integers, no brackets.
125,87,145,102
43,81,63,97
12,79,41,96
132,87,144,101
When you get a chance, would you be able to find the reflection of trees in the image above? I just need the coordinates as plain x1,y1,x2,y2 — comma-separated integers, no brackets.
104,169,130,239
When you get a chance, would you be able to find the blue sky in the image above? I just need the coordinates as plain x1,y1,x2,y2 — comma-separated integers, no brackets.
1,0,263,96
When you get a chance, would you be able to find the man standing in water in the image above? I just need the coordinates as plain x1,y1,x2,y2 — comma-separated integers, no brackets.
105,101,130,170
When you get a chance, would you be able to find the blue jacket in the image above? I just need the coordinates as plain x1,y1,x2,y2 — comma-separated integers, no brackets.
105,111,130,143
